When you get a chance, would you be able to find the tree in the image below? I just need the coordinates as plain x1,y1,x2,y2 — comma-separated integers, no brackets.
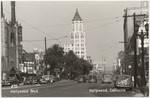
64,51,93,79
44,44,64,75
74,58,93,75
63,50,78,79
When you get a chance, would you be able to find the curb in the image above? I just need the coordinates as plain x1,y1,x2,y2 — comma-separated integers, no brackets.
2,79,73,90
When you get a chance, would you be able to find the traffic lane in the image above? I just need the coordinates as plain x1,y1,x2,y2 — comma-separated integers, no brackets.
2,80,76,97
89,81,134,97
23,82,99,97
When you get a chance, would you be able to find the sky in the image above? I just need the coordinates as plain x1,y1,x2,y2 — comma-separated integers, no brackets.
2,1,142,70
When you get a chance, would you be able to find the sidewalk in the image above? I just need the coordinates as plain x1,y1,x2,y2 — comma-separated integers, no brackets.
2,79,74,90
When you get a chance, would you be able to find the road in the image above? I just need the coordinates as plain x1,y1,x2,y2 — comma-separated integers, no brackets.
2,80,135,97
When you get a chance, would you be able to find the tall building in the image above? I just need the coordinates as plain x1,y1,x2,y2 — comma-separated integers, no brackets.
64,9,87,60
1,1,23,81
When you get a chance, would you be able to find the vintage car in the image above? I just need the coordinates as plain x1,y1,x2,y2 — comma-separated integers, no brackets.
77,75,87,83
115,75,133,90
102,75,112,83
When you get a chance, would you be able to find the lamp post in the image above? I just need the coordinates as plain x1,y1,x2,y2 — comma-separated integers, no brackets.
135,22,149,87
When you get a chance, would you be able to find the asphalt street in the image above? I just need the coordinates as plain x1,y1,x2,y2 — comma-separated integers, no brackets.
2,80,135,97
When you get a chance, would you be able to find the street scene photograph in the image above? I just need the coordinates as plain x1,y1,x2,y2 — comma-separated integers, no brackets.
1,1,149,97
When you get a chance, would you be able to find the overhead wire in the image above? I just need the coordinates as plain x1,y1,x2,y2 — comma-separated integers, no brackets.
23,40,43,48
22,19,123,42
23,35,68,42
23,16,122,29
3,9,124,53
89,42,123,61
3,9,63,45
85,16,122,23
85,18,124,32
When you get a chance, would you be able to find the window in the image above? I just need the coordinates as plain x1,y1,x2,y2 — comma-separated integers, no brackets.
81,44,84,46
76,51,79,54
81,51,84,54
71,34,73,39
79,24,82,31
18,26,22,41
10,33,14,46
81,33,84,38
76,44,79,46
75,33,79,39
81,48,84,50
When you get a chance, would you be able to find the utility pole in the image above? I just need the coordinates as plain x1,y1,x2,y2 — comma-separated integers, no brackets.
123,13,146,88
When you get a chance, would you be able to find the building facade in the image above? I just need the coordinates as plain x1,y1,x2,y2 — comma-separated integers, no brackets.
1,1,23,81
64,9,87,60
122,1,149,87
20,49,44,76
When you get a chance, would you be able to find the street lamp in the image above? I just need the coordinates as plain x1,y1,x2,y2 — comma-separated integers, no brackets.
135,21,149,87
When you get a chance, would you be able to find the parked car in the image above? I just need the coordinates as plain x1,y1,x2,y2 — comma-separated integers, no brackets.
40,75,57,84
102,75,112,83
88,75,97,83
23,78,33,85
115,75,132,90
77,75,86,83
40,79,49,84
2,80,11,86
32,79,38,84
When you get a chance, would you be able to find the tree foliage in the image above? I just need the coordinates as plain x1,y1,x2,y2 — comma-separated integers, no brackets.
63,50,93,79
44,45,93,79
44,44,64,74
